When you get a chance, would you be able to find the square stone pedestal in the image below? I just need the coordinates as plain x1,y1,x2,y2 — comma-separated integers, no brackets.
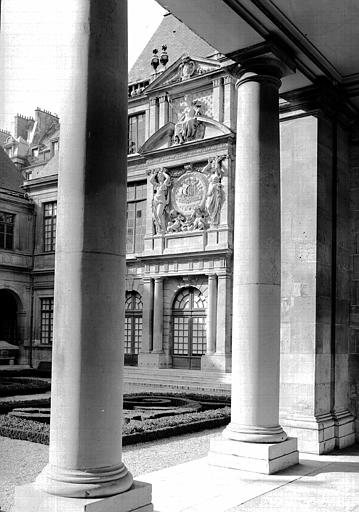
14,480,153,512
208,436,299,475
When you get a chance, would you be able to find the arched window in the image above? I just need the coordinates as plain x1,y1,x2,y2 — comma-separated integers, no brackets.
172,287,206,370
124,291,143,366
0,289,18,345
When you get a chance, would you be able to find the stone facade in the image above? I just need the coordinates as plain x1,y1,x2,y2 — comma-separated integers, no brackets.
0,14,359,455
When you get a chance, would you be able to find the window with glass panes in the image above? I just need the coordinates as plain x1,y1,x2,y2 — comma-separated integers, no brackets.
172,287,206,369
40,298,54,344
0,212,15,250
43,202,57,252
126,182,146,254
124,292,143,365
128,113,145,154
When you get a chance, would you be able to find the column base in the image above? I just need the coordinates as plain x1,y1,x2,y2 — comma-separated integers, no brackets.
138,352,168,369
14,481,153,512
201,353,232,372
333,409,356,449
208,436,298,475
281,413,336,454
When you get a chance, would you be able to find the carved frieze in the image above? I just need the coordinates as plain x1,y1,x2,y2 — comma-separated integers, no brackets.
149,156,226,235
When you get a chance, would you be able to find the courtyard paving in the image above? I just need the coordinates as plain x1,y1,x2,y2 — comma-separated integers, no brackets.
1,430,359,511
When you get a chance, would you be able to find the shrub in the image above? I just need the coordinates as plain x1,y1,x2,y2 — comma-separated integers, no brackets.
0,378,50,397
0,405,230,446
0,398,50,414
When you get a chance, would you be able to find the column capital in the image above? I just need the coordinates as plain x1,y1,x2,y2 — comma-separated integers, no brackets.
234,55,287,89
228,38,295,80
207,273,217,281
223,75,236,86
142,276,153,284
149,97,158,106
158,94,167,103
154,276,163,283
212,77,223,88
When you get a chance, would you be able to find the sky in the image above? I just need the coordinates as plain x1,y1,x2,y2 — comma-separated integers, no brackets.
0,0,166,132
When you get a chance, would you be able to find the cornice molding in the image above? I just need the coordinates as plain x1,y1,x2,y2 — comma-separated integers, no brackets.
280,79,358,126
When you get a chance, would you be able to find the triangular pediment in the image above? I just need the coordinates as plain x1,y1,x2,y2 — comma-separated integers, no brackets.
146,54,222,92
139,117,233,154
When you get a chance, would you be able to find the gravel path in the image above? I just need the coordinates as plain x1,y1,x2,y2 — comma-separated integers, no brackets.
0,427,222,512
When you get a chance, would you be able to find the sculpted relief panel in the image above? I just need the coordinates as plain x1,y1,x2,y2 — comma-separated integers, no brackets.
149,156,225,235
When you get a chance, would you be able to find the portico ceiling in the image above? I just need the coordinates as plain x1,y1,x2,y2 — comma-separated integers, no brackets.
156,0,359,110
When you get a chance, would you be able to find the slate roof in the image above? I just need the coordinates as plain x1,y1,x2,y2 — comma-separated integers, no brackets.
0,147,23,192
28,151,59,180
129,13,217,83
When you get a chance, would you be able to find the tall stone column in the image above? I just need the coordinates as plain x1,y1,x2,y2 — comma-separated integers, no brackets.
138,277,154,368
14,1,152,511
216,274,229,356
202,273,231,372
209,57,298,474
206,274,217,354
152,277,163,353
141,278,154,353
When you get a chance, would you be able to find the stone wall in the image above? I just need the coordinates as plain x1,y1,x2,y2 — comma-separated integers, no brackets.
280,114,321,426
349,125,359,438
279,110,355,452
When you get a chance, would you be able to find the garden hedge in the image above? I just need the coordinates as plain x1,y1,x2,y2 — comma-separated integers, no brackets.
0,406,230,446
0,378,50,397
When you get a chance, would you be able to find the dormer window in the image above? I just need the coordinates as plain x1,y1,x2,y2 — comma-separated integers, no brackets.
128,113,145,154
32,147,39,158
52,140,59,154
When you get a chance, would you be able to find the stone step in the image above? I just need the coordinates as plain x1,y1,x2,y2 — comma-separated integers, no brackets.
123,367,231,395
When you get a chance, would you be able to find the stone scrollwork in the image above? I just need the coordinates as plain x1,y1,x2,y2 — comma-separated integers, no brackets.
149,168,171,234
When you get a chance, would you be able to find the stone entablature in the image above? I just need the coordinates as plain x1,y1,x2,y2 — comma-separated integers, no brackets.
141,253,231,278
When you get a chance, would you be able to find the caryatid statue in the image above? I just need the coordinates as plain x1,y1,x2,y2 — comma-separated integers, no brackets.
203,156,225,225
150,168,171,234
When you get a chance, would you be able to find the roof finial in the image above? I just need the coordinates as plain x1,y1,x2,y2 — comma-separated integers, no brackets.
160,44,168,67
151,49,159,71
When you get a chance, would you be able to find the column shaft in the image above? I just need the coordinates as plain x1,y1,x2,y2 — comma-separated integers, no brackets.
223,76,236,129
141,278,154,353
225,62,286,443
212,78,224,123
36,0,132,497
158,95,169,127
216,274,229,355
206,275,217,354
149,97,159,136
152,277,163,353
